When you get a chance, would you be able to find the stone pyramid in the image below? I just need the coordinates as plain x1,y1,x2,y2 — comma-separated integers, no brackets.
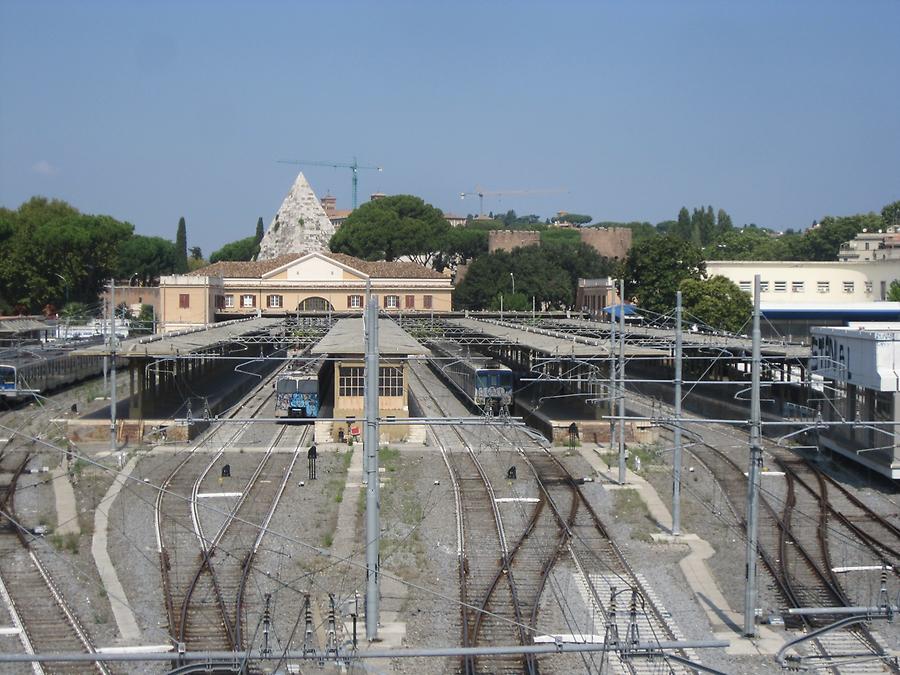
257,172,336,259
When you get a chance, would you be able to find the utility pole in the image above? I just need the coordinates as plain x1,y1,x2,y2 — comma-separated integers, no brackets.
672,291,683,535
109,280,118,461
617,278,626,485
609,300,616,465
744,274,762,636
364,297,380,640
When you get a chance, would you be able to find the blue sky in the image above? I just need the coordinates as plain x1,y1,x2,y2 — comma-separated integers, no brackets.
2,0,898,256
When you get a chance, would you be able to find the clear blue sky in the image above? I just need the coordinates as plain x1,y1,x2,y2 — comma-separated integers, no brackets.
2,0,898,256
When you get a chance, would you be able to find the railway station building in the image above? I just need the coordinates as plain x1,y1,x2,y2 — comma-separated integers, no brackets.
158,251,453,333
311,318,427,444
809,324,900,479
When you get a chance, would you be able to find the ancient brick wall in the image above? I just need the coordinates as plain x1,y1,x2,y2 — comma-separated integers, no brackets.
487,230,541,253
579,227,633,260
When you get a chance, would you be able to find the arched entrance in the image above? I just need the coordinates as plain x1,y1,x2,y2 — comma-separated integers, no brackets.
298,297,333,312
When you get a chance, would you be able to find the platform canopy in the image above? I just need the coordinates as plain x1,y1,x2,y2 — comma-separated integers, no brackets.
311,318,428,356
448,318,663,357
70,317,284,358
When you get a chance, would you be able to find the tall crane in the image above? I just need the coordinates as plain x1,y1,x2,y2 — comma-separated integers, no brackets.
459,185,568,218
277,157,383,209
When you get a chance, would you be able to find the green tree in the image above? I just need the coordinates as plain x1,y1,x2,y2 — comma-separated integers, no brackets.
675,207,691,240
255,217,265,244
132,304,156,333
329,194,450,266
189,246,203,260
882,200,900,228
795,212,882,260
887,280,900,302
0,197,133,311
116,235,177,285
622,235,705,315
680,275,753,333
454,241,612,310
716,208,733,235
174,216,188,273
209,236,259,263
551,213,592,225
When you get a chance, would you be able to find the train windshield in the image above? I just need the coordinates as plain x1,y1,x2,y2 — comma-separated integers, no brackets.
277,376,317,394
475,369,512,390
276,378,298,394
0,366,15,390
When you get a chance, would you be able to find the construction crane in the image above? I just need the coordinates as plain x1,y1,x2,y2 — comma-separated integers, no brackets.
277,157,383,209
459,185,568,218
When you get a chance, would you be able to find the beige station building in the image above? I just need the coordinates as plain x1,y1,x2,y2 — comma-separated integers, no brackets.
158,251,453,332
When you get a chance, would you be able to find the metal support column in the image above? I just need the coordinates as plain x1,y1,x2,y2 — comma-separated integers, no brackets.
672,290,683,535
109,280,117,458
617,277,626,485
743,274,762,636
364,297,380,640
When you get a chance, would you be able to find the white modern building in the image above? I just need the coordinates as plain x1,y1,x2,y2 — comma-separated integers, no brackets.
706,260,900,304
809,324,900,479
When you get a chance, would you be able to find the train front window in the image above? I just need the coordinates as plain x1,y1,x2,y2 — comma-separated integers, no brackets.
276,379,298,394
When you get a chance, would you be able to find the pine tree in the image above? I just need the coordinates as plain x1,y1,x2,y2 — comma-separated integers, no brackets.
175,217,188,273
255,217,264,244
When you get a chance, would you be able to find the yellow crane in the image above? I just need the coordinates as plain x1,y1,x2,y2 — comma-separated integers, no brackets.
459,186,568,218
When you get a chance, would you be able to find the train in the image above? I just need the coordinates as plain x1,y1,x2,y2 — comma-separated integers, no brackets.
428,341,514,414
274,355,326,420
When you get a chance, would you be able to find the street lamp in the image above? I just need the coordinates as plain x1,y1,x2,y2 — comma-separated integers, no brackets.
54,273,68,307
510,272,515,295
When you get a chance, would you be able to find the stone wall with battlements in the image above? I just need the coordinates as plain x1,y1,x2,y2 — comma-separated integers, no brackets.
488,230,541,253
579,227,633,260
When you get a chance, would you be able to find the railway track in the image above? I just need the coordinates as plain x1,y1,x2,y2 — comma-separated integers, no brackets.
155,361,298,663
412,359,697,674
504,428,699,675
0,450,111,675
409,360,533,675
628,392,896,673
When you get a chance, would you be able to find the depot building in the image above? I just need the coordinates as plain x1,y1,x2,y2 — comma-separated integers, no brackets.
809,323,900,479
158,251,453,332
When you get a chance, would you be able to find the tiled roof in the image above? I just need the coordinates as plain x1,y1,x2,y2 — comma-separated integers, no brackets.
324,253,446,279
189,252,445,280
188,253,301,278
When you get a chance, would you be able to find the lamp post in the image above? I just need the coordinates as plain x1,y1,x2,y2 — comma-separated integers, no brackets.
54,273,69,307
510,272,515,296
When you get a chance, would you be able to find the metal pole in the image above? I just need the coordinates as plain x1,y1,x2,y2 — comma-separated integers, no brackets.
617,278,626,485
672,290,683,535
743,274,762,637
109,280,117,459
364,297,380,640
532,296,535,322
609,299,616,462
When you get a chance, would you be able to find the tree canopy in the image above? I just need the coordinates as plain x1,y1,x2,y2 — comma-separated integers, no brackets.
209,236,259,263
116,235,177,285
552,213,592,225
622,235,705,315
679,275,752,334
329,195,450,266
0,197,133,313
454,241,613,310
